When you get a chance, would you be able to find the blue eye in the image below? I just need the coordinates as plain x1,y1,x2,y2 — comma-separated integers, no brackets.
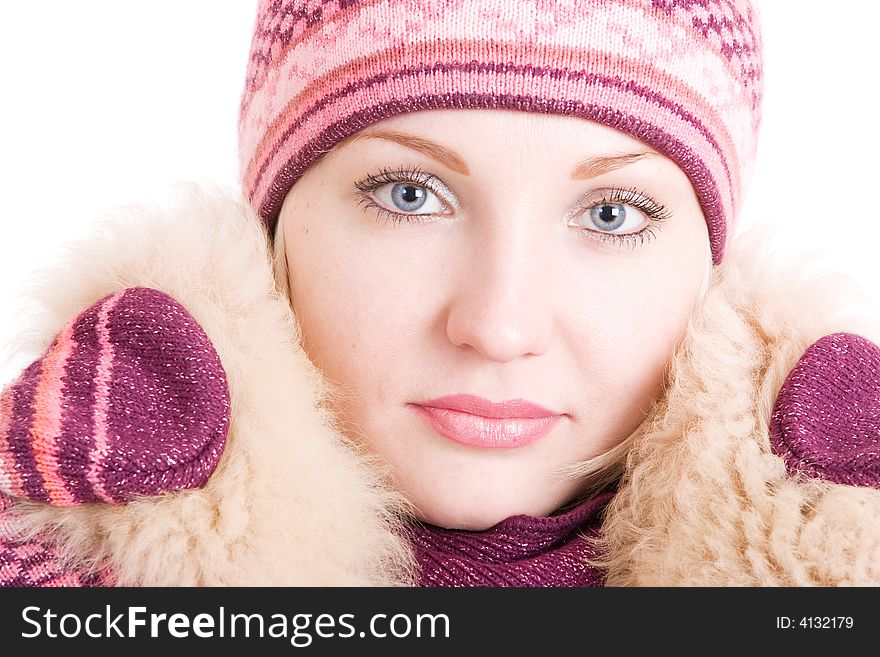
393,183,425,211
354,166,454,224
565,187,672,249
585,203,645,233
373,182,445,215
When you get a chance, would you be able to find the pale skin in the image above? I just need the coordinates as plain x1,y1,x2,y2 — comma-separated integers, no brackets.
280,109,711,530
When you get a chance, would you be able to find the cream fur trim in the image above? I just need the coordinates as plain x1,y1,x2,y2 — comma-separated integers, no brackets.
598,225,880,585
5,184,880,585
4,183,417,585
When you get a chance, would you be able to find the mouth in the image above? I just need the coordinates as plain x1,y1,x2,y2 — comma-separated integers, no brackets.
407,394,565,449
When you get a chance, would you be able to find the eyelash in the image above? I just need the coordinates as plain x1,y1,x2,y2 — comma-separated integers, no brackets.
353,165,671,249
354,165,450,225
580,186,672,250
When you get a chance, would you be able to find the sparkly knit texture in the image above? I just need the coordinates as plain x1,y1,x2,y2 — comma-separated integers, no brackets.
238,0,763,263
3,189,880,586
0,287,230,506
0,495,110,587
411,490,614,587
770,332,880,488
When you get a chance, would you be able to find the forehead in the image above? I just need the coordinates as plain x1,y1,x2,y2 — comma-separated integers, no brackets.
340,108,656,152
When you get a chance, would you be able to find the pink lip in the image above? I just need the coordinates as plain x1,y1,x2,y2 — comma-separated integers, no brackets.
407,394,565,448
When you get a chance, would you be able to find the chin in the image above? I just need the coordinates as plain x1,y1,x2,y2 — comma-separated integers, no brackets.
412,492,556,531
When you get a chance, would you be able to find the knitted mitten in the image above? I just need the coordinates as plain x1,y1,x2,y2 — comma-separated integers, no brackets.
0,494,112,586
0,287,230,586
770,332,880,488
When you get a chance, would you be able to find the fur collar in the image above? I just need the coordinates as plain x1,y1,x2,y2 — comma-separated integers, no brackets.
7,184,880,585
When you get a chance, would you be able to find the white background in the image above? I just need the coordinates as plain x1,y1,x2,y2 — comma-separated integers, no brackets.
1,1,879,385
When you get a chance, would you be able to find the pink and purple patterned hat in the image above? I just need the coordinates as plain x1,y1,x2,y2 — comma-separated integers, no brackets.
237,0,763,264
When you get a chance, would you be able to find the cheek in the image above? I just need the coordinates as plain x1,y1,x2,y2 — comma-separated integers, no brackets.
617,289,690,393
569,251,704,426
286,226,419,398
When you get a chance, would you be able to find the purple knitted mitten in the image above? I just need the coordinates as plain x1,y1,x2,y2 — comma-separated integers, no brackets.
0,287,230,586
0,494,111,586
770,332,880,487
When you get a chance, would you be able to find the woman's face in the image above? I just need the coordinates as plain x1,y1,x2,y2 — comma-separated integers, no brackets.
280,109,710,530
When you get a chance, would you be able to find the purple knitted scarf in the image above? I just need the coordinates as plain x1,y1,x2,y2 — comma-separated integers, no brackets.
409,490,615,587
3,280,880,588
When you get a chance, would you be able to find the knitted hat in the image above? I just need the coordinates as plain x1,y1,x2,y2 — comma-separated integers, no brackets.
238,0,763,264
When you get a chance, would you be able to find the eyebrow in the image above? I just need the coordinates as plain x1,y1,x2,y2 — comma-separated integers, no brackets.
349,129,471,175
345,129,657,179
570,152,658,179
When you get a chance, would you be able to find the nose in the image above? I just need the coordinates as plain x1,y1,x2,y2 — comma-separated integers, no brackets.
444,220,555,362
